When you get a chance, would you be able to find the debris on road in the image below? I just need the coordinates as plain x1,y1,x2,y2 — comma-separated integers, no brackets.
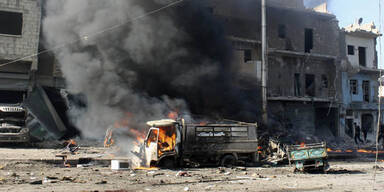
176,171,191,177
29,180,43,185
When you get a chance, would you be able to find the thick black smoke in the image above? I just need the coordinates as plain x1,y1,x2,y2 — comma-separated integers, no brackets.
43,0,260,142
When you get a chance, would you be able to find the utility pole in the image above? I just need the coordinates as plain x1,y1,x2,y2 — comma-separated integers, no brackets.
261,0,268,125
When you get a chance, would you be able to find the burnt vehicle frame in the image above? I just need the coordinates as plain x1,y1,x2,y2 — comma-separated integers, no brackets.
144,119,259,168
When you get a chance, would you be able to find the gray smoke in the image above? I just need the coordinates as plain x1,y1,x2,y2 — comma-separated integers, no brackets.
43,0,191,139
304,0,329,8
42,0,252,147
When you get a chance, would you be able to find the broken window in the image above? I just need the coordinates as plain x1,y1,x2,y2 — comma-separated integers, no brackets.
0,11,23,35
304,28,313,53
294,73,301,96
358,47,366,66
305,74,315,97
321,74,328,88
278,24,286,39
363,80,370,102
350,80,358,95
196,127,248,138
347,45,355,55
244,49,252,63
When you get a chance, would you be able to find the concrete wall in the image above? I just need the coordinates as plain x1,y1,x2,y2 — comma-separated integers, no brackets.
342,72,379,104
345,34,376,69
0,0,40,70
212,1,339,57
267,7,339,56
268,56,336,98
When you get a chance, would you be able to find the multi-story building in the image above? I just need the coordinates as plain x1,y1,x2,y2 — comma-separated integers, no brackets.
340,20,382,141
0,0,64,102
0,0,68,140
0,0,41,102
207,0,342,138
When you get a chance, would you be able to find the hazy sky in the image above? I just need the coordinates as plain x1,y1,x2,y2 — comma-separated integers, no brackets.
318,0,383,68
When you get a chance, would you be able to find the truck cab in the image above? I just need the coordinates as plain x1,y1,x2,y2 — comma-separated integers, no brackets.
144,119,180,167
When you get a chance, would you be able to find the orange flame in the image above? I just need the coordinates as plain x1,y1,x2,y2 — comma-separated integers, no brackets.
130,129,145,144
157,125,176,156
134,167,159,170
327,148,384,154
104,128,114,148
167,111,178,120
64,139,77,147
357,149,384,154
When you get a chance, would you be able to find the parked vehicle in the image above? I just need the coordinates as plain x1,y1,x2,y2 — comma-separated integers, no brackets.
144,119,259,168
286,142,329,172
0,104,29,143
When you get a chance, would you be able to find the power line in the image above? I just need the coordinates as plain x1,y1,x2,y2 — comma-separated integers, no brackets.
0,0,184,68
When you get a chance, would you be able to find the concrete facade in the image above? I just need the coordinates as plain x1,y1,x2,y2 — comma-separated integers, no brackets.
340,22,382,142
0,0,40,93
0,0,64,102
207,0,342,139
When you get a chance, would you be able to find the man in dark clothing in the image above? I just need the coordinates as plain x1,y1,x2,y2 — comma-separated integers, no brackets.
354,123,363,145
378,125,384,147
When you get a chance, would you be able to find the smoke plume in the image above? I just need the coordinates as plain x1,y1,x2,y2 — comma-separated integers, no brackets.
42,0,258,143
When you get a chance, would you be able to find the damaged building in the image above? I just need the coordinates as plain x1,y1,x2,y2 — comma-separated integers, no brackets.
0,0,71,142
0,0,40,99
206,0,342,139
339,20,383,141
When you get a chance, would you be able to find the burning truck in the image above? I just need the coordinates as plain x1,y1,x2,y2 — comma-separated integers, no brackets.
141,119,259,168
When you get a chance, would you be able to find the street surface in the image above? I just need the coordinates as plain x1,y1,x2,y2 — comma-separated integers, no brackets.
0,147,383,192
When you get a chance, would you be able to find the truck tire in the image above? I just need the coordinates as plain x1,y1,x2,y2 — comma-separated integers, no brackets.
160,158,176,169
221,154,236,167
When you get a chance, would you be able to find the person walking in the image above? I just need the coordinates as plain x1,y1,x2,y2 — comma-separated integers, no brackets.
354,122,363,145
378,125,384,148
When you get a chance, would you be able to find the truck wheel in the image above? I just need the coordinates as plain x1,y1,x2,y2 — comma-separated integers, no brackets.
221,154,236,168
160,158,176,169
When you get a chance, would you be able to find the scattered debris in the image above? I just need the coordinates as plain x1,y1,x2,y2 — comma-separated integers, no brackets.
373,165,384,171
217,167,226,173
96,180,108,184
55,154,70,167
61,176,74,181
30,180,43,185
152,173,165,177
63,139,79,154
43,177,58,184
176,171,191,177
235,167,247,171
111,160,130,170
